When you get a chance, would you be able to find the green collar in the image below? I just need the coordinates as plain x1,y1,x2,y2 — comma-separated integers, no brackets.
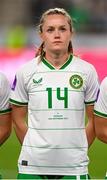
42,54,73,70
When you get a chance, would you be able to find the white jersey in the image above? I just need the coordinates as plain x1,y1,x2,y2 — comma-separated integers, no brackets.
94,77,107,178
0,72,11,115
94,77,107,118
10,55,99,175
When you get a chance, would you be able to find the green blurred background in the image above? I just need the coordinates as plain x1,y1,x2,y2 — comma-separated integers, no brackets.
0,130,107,179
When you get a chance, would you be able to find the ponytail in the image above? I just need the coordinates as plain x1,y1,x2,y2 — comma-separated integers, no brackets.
35,42,44,57
68,41,73,54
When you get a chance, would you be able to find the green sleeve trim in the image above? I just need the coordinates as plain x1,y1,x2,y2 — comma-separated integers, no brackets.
85,100,95,105
94,110,107,118
0,108,11,115
9,99,28,106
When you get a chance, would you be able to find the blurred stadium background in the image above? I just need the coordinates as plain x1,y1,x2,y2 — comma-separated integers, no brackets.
0,0,107,179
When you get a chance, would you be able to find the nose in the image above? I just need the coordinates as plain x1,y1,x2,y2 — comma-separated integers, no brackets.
54,30,60,38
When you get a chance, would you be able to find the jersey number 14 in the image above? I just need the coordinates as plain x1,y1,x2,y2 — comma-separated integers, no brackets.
46,87,68,108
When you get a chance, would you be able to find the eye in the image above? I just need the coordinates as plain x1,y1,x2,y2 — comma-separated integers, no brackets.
47,28,54,32
59,27,67,32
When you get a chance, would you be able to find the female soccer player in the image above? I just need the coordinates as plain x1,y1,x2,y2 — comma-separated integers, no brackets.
10,8,99,179
0,72,11,178
94,77,107,179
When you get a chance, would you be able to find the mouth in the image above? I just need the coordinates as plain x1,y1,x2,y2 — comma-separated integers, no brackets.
53,41,62,44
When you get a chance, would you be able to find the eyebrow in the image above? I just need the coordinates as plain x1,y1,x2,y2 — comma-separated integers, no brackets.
47,25,66,28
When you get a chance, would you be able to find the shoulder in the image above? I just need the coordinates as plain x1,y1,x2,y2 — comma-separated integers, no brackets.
0,72,9,84
16,56,40,76
0,72,10,93
0,72,7,80
73,55,97,73
13,56,41,85
19,56,39,72
100,77,107,88
73,55,95,68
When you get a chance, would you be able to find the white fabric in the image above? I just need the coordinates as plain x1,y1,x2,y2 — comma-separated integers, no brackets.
94,77,107,117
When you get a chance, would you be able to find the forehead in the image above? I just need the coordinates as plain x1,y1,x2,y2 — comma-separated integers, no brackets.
43,14,69,27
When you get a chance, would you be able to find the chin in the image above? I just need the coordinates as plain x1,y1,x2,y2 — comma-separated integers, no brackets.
52,49,62,53
53,47,62,51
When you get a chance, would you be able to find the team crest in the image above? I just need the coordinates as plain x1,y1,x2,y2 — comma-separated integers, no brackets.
69,74,83,89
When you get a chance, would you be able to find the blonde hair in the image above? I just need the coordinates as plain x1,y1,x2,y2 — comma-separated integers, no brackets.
36,8,73,59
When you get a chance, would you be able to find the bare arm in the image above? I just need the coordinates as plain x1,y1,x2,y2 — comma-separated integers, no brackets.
11,105,28,145
0,113,12,145
85,105,95,147
94,115,107,143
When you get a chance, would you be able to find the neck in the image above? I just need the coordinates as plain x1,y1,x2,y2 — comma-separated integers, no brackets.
45,52,70,69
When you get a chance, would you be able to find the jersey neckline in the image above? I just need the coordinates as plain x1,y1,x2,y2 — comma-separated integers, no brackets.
42,54,73,70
